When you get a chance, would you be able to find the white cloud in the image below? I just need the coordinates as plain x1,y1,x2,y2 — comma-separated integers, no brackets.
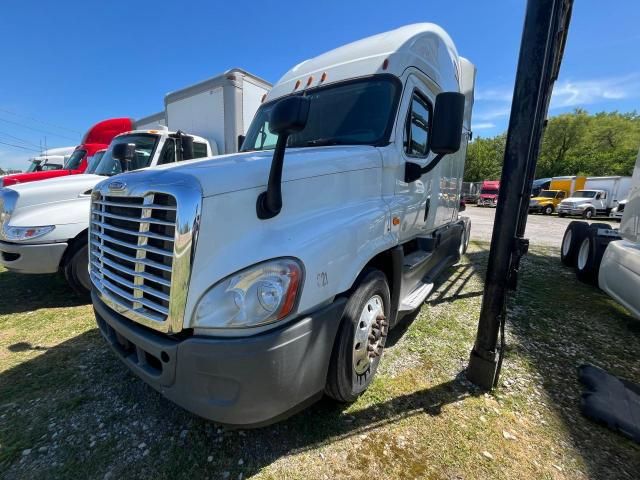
472,122,496,130
550,74,640,108
474,107,511,121
475,88,512,102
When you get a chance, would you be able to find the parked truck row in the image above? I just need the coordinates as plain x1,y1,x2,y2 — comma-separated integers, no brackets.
0,69,271,294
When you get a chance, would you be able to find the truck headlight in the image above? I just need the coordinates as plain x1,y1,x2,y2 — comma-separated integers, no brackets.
192,258,303,330
529,200,538,206
3,225,55,241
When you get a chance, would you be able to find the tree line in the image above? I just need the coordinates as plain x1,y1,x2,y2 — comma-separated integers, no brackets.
464,109,640,182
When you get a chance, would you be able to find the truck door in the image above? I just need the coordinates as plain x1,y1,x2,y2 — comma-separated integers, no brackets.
397,75,438,242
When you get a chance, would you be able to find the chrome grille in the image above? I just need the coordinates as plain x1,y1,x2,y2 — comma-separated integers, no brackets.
90,192,177,323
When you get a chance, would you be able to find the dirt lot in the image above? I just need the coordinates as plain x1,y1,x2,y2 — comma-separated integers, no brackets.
1,241,639,479
463,205,619,247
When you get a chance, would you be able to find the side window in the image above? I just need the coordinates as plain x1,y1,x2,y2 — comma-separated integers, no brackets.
595,192,602,200
405,91,431,157
558,191,566,199
193,142,208,159
158,139,176,165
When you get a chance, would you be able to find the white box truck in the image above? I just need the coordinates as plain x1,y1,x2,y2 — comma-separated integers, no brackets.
560,149,640,319
89,24,476,426
0,69,271,294
136,111,166,130
557,175,632,219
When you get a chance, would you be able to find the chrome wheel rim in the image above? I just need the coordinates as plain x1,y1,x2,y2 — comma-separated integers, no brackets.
586,210,593,219
562,229,572,256
578,238,590,270
353,295,386,376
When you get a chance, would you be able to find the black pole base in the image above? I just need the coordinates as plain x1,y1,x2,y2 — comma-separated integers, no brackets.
466,348,498,390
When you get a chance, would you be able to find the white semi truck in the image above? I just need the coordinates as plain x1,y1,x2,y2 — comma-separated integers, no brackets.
89,24,476,426
0,69,271,294
560,149,640,319
557,175,632,219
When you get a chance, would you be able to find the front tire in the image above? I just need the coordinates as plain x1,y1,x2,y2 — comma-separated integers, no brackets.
325,269,390,403
63,236,91,296
583,208,595,219
543,205,554,215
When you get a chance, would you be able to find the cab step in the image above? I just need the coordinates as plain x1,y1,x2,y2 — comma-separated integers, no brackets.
399,280,434,312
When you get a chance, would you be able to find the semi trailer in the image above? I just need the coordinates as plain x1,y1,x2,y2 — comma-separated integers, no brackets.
89,23,476,426
0,69,270,294
0,118,135,187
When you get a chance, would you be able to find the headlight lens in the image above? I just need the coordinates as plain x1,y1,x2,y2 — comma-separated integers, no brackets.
3,225,55,241
530,199,538,205
192,258,303,330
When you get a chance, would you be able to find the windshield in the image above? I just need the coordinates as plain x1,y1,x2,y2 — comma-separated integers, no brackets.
241,76,400,151
86,151,106,174
481,189,499,195
93,134,159,176
26,160,41,172
572,190,597,198
64,149,87,170
538,190,558,198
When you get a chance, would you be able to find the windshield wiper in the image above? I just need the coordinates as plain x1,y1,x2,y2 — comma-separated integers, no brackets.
303,138,349,147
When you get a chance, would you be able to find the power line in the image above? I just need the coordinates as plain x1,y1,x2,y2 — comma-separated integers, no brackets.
0,107,83,134
0,117,78,142
0,140,41,152
0,130,43,149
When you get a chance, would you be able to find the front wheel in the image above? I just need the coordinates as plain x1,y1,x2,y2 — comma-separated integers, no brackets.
325,269,390,403
63,236,91,297
583,208,595,219
543,205,554,215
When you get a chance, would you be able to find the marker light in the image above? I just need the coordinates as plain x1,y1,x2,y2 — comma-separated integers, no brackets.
294,80,301,90
320,72,327,83
306,76,313,87
382,58,389,70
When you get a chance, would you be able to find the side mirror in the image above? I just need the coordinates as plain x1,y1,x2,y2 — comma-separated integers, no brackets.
257,96,310,219
112,143,136,171
405,91,466,183
176,131,194,161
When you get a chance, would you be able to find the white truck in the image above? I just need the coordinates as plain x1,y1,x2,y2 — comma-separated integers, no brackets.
560,149,640,319
557,175,632,219
89,24,476,426
0,68,271,294
25,146,76,172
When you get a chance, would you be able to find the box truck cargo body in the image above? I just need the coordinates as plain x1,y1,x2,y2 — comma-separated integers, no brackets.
529,176,586,214
165,69,271,155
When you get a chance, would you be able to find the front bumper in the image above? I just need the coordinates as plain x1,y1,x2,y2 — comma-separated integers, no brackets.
0,240,68,274
477,198,497,207
93,291,347,427
557,206,584,216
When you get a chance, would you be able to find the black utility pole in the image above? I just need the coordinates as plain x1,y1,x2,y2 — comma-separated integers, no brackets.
467,0,574,389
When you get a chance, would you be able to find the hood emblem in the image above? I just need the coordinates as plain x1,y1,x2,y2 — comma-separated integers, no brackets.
108,181,126,192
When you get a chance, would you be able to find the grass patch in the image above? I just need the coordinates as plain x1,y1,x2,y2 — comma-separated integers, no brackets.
0,242,639,479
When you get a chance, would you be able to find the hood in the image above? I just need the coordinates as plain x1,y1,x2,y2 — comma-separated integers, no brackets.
4,174,104,210
115,145,381,198
561,196,592,204
1,168,74,186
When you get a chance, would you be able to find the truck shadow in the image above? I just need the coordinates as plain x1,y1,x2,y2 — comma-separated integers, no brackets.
0,269,88,315
2,245,639,479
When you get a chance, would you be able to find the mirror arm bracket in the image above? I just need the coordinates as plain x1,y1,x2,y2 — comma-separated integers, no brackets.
404,153,445,183
256,134,289,219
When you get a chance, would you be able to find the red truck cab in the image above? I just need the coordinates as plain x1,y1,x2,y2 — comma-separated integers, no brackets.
1,118,134,187
478,180,501,207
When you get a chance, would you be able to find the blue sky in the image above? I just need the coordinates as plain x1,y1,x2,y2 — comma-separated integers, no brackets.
1,0,639,170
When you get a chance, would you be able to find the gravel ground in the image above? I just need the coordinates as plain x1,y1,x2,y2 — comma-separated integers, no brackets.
463,205,619,247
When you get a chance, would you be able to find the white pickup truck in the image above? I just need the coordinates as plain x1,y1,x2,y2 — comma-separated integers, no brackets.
89,23,476,426
557,176,632,219
560,150,640,319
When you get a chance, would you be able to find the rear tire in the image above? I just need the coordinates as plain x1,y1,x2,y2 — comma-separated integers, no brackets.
560,221,589,267
325,269,390,403
575,227,610,285
63,236,91,297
